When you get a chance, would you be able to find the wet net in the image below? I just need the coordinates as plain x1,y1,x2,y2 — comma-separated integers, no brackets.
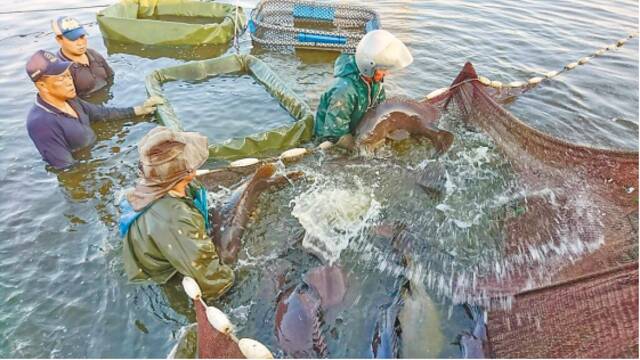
424,62,638,357
194,299,245,358
419,62,639,304
248,0,380,52
487,263,638,358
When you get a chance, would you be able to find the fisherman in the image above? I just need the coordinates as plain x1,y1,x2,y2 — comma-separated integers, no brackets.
25,49,161,169
52,16,113,98
119,126,235,300
314,30,413,149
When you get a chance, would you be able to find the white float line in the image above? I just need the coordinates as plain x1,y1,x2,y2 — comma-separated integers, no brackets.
425,32,638,100
181,277,274,358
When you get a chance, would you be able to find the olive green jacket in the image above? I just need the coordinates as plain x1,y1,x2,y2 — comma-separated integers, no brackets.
314,53,386,141
122,193,234,300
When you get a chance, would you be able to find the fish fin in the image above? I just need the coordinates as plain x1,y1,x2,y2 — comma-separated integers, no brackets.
304,265,346,310
253,163,277,179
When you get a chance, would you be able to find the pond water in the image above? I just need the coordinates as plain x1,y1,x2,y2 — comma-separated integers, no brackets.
0,0,637,357
163,75,297,142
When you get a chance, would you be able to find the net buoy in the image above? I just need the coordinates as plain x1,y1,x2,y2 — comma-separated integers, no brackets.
508,81,525,88
318,141,333,150
182,277,202,300
578,57,589,65
490,80,503,88
545,70,559,78
565,62,578,70
230,158,260,168
196,169,213,176
528,77,544,85
205,306,234,336
595,49,605,56
478,76,491,86
280,148,308,163
238,338,274,359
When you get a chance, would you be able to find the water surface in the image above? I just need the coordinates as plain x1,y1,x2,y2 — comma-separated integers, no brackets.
0,0,637,357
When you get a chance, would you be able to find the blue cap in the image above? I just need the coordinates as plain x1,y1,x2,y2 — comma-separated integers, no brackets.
52,16,87,41
26,50,72,82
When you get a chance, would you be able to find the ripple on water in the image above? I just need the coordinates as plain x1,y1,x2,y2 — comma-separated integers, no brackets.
0,0,637,357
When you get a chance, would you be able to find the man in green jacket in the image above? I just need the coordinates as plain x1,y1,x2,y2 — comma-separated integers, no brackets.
314,30,413,149
119,126,234,300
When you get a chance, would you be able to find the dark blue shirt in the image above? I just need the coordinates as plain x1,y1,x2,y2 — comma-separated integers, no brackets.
57,48,114,98
26,95,134,169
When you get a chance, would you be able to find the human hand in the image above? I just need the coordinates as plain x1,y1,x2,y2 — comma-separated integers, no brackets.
134,96,164,116
335,134,355,150
318,141,334,150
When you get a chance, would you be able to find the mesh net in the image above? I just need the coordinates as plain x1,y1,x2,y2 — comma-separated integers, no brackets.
419,62,638,307
424,63,638,357
487,263,639,358
249,0,380,52
194,299,245,358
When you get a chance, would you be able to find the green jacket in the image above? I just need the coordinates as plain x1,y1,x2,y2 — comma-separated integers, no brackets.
122,191,234,300
314,53,386,141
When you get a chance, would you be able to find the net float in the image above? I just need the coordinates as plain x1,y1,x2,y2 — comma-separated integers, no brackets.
230,158,260,167
565,62,578,70
238,338,274,359
528,77,544,85
280,148,308,163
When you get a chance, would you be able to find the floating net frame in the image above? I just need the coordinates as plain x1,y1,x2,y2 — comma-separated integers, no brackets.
145,54,315,161
97,0,246,46
248,0,381,52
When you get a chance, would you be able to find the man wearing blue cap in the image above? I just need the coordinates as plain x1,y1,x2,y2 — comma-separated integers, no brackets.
52,16,113,98
25,50,163,169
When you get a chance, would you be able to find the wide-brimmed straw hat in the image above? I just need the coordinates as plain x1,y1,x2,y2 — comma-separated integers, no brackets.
128,126,208,210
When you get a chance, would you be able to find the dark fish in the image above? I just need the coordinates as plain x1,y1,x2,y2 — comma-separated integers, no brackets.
303,264,346,310
458,304,488,358
416,161,447,198
275,283,327,358
212,163,304,264
370,294,403,358
355,97,454,154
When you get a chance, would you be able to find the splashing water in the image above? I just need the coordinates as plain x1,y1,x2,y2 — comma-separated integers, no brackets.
291,182,382,264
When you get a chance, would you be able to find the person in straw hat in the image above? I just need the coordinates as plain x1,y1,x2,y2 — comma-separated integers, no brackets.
119,126,234,300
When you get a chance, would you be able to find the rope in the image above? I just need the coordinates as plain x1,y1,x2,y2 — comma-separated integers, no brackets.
0,4,110,15
425,32,639,99
233,0,241,54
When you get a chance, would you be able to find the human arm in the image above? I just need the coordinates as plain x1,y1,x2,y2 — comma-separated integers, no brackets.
79,96,163,122
316,86,358,142
159,205,235,300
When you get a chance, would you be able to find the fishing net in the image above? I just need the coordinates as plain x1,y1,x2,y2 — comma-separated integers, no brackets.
423,63,638,357
487,263,638,358
248,0,380,52
193,299,245,358
420,62,638,306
